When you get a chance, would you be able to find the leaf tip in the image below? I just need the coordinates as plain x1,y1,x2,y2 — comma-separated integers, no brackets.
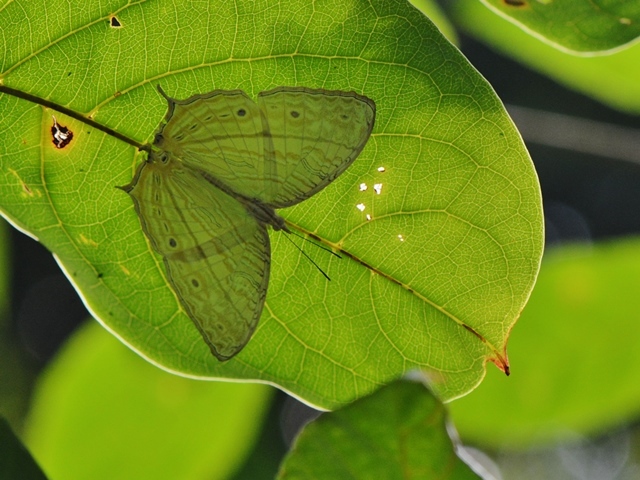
489,354,510,376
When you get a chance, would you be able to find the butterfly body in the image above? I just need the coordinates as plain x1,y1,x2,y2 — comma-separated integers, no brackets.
122,86,375,360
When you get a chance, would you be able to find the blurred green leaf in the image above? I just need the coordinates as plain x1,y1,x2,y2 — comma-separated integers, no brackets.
0,217,33,428
0,417,48,480
24,321,272,480
479,0,640,54
277,380,480,480
0,219,10,320
449,238,640,448
451,0,640,114
0,0,543,407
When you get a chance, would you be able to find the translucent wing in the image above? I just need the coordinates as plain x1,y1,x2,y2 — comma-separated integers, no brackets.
122,86,375,360
257,87,376,207
153,89,271,200
154,87,375,207
122,155,270,360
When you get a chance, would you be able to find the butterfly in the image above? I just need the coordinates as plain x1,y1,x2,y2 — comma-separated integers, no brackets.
120,86,375,360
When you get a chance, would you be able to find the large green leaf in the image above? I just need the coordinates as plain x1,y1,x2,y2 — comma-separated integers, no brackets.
448,238,640,448
278,380,481,480
0,0,543,407
451,0,640,114
25,321,271,480
479,0,640,54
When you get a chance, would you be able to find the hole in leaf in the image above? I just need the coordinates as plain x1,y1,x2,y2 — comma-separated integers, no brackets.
51,116,73,149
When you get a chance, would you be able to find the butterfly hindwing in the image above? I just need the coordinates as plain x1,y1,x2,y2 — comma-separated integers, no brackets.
125,157,270,360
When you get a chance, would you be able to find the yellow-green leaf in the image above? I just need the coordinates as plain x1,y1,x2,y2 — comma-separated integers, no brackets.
452,0,640,114
0,0,543,408
479,0,640,54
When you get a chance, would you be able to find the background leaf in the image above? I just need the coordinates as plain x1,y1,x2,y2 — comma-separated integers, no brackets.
451,0,640,114
277,380,481,480
479,0,640,54
0,417,48,480
0,218,33,429
0,0,543,407
24,321,272,480
448,238,640,448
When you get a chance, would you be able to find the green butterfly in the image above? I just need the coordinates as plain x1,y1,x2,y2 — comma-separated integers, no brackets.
121,86,375,360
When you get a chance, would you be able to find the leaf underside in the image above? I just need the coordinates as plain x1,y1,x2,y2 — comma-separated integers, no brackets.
0,0,543,408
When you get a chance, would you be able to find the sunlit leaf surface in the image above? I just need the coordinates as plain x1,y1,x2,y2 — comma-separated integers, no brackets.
0,0,543,407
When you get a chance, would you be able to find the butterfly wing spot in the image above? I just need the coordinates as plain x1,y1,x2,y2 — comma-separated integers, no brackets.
290,111,300,118
169,238,177,248
191,279,200,287
237,109,247,117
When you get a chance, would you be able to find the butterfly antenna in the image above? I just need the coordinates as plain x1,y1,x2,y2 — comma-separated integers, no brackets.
283,234,332,281
288,230,341,259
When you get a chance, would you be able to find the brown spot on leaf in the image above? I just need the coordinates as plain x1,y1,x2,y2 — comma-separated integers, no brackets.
51,116,73,149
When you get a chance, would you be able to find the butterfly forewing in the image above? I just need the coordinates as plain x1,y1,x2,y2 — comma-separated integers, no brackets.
155,90,271,200
156,87,375,207
257,87,376,207
125,158,270,360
